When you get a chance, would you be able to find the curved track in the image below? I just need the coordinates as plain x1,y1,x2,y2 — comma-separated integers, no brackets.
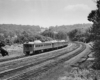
0,43,71,63
0,43,78,75
0,42,83,80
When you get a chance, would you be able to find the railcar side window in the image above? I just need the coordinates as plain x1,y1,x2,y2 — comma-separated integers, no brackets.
36,44,43,47
38,45,40,47
24,44,32,47
36,45,39,47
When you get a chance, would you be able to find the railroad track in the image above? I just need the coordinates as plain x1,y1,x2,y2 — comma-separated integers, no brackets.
0,42,78,73
21,42,87,80
0,43,70,63
0,42,81,80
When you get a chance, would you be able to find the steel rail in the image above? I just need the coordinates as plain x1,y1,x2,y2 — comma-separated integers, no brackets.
0,42,82,79
0,43,69,63
0,42,77,73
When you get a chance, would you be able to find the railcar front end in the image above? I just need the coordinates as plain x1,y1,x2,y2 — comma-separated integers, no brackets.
23,43,34,55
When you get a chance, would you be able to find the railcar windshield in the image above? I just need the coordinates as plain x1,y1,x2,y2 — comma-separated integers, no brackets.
24,44,32,47
23,44,33,50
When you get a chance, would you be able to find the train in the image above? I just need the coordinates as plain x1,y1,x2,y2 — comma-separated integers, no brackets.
23,40,68,55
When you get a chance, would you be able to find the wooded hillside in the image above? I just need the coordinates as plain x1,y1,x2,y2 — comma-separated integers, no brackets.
49,23,92,32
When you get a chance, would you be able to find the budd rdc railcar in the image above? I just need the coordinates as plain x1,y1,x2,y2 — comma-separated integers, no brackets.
23,40,68,55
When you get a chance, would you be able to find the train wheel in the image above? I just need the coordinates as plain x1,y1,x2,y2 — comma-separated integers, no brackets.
25,51,30,56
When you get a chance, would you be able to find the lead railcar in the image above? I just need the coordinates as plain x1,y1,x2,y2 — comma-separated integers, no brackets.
23,41,68,55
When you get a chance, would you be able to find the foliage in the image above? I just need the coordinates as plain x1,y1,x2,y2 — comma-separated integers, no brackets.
0,24,53,44
41,29,55,39
41,29,67,40
68,29,85,42
56,31,67,40
68,29,79,41
0,24,41,34
49,24,91,33
0,23,92,45
87,0,100,69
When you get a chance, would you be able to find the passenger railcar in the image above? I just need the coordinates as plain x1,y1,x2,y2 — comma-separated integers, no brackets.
23,41,68,55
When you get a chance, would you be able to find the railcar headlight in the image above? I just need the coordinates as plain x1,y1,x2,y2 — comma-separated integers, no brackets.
30,51,33,54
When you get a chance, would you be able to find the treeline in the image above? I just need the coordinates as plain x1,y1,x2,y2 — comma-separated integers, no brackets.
48,24,92,43
49,23,92,32
0,24,41,33
67,28,91,42
0,24,68,45
0,23,92,45
0,24,41,44
0,30,53,45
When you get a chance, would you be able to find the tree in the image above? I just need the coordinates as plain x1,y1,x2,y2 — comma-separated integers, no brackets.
41,30,55,39
56,31,67,40
68,29,80,41
88,0,100,69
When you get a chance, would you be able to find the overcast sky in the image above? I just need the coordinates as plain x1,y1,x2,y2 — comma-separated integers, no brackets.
0,0,97,27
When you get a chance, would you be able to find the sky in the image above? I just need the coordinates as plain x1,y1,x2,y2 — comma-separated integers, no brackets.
0,0,97,27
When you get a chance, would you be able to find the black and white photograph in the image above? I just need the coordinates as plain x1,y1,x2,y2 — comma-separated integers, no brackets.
0,0,99,80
